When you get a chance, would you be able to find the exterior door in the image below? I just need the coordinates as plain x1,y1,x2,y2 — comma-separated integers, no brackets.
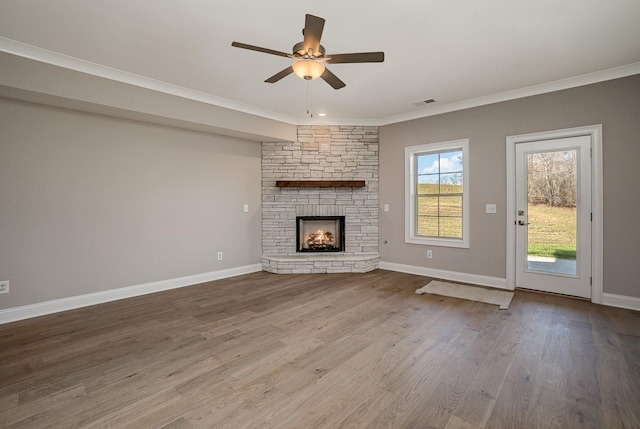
515,135,591,298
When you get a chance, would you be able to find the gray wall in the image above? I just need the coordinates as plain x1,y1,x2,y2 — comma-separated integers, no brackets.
0,98,262,309
2,74,639,312
379,74,640,298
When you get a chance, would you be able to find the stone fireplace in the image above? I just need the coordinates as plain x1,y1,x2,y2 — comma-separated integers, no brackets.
262,125,379,273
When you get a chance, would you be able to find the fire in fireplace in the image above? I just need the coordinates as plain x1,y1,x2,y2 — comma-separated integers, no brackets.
296,216,345,252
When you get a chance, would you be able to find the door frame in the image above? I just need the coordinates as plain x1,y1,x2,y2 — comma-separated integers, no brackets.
506,125,603,304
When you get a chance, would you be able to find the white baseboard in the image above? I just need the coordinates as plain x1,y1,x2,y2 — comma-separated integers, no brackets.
5,264,635,324
0,264,262,325
379,261,509,290
602,293,640,311
380,262,640,311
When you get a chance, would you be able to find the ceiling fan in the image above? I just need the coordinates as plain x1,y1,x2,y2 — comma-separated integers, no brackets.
231,14,384,89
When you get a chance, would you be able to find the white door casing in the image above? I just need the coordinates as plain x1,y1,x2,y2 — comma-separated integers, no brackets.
506,125,603,303
515,136,591,297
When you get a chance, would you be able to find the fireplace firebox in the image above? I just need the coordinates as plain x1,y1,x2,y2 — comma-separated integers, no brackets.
296,216,345,252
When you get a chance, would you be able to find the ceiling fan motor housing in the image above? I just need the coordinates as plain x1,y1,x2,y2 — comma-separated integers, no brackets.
293,42,326,58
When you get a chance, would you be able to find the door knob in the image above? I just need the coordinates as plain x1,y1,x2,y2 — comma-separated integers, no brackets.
518,220,529,226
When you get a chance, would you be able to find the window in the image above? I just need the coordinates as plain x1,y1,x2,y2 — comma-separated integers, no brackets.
405,139,469,248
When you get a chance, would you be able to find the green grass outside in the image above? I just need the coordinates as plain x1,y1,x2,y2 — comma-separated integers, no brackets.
527,204,576,259
416,184,577,258
417,183,462,238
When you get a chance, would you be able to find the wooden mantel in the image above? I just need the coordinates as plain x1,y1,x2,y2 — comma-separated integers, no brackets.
276,180,366,188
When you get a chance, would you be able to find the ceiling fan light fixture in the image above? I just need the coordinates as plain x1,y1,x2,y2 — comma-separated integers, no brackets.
292,59,325,80
232,14,383,89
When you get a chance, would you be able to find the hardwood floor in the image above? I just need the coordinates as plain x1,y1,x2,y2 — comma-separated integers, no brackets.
1,270,639,428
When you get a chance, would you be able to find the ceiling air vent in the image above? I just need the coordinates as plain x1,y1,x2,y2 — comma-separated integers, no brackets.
413,99,436,106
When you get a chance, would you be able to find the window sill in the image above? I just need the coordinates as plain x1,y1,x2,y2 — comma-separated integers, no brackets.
405,236,469,249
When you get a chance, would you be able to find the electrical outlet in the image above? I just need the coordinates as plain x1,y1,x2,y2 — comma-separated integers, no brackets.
217,252,223,261
427,250,433,259
0,280,9,294
486,204,497,214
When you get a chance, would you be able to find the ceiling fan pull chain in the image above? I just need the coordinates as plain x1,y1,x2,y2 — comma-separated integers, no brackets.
306,80,313,117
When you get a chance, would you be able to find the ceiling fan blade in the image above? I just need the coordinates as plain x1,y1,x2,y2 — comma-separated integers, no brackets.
303,14,325,55
320,67,346,90
265,66,294,83
231,41,290,58
325,52,385,64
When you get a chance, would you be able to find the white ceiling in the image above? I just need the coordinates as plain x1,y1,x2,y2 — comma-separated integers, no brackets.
1,0,639,124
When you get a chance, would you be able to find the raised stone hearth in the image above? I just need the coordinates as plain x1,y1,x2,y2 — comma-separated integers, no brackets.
262,125,379,273
262,253,380,274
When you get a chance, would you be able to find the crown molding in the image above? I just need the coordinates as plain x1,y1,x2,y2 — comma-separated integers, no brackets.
0,37,297,125
296,116,381,126
2,36,639,129
379,62,640,125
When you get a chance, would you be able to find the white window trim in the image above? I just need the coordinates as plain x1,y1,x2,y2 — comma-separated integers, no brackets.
405,139,470,248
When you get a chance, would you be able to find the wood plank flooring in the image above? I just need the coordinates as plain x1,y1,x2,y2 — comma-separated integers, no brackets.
1,270,639,428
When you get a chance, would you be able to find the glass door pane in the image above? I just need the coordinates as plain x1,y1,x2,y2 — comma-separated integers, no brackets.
526,150,577,276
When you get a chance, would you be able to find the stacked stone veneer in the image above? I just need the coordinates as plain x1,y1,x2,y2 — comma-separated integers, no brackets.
262,125,379,273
